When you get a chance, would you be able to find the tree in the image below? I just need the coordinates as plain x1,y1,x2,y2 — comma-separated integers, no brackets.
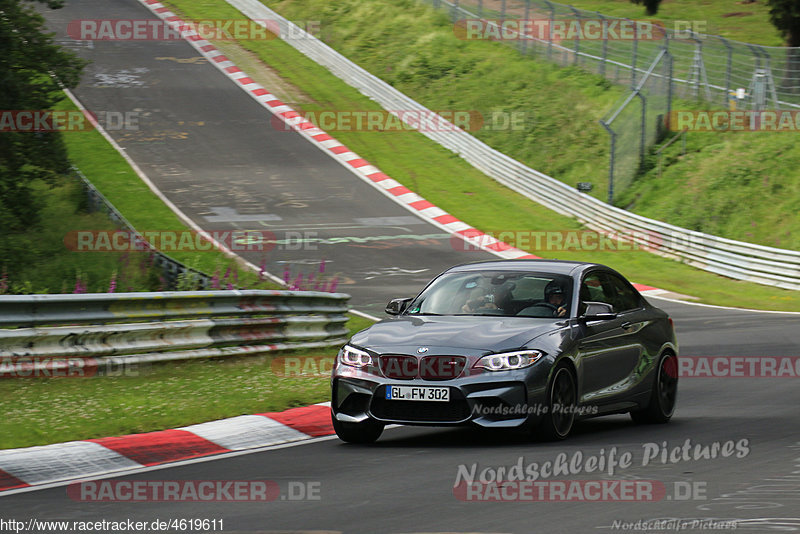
630,0,662,16
767,0,800,94
0,0,86,268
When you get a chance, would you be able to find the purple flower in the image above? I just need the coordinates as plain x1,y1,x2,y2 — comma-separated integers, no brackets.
73,275,86,294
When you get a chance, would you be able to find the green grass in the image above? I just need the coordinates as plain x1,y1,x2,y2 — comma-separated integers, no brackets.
617,130,800,249
0,353,330,449
4,0,796,450
0,177,160,294
161,0,800,311
52,97,278,290
0,314,374,450
456,0,784,46
521,0,784,46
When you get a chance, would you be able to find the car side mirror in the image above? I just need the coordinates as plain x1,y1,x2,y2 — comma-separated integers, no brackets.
580,301,617,321
385,297,413,315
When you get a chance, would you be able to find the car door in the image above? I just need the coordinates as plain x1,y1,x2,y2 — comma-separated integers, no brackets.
577,270,647,405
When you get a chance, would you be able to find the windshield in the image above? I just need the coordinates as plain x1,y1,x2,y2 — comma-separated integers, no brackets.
406,271,573,318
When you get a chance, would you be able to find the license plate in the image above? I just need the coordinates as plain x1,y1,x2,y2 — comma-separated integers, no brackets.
385,386,449,402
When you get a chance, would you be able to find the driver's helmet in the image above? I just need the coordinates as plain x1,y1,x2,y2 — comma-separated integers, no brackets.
544,280,566,300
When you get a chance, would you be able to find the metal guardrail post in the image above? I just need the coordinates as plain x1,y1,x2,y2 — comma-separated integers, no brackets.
72,167,211,290
0,291,351,377
228,0,800,290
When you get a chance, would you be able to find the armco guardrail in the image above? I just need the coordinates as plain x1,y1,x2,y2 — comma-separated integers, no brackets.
226,0,800,291
74,167,212,290
0,290,349,377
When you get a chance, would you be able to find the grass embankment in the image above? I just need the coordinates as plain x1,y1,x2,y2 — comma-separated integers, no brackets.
0,91,365,450
458,0,784,45
0,177,159,294
52,97,278,289
521,0,784,46
165,0,800,311
3,0,795,448
0,315,373,449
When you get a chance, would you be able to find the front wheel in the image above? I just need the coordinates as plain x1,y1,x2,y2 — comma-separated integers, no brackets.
630,352,678,424
332,412,384,444
537,365,577,441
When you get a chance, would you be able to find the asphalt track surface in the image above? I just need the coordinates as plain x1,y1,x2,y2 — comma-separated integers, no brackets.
44,0,482,317
4,1,799,532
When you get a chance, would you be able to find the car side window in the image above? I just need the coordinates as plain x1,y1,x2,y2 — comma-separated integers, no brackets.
579,272,612,315
603,273,643,312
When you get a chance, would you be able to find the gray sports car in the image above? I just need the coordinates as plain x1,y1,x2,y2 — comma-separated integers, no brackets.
331,259,678,443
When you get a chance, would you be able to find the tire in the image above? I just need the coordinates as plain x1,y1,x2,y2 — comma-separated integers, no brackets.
630,352,678,424
537,365,577,441
331,412,384,444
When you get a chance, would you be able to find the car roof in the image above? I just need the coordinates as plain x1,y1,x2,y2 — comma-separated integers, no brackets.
445,259,604,277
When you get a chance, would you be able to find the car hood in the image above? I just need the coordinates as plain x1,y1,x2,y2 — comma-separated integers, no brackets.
350,315,566,354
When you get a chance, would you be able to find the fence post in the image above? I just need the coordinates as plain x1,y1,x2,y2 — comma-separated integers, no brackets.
631,20,638,89
477,0,482,18
636,91,646,166
598,12,608,77
569,5,581,66
543,0,554,61
719,36,733,108
521,0,531,55
500,0,506,20
665,50,673,122
451,0,459,22
746,43,764,110
600,120,615,204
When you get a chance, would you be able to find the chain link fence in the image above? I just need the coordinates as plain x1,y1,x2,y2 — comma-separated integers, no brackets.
599,49,673,201
424,0,800,201
435,0,799,109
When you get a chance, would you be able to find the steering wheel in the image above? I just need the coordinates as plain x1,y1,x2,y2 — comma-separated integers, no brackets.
538,302,558,313
516,303,558,317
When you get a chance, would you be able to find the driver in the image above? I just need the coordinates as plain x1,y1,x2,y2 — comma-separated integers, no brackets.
544,282,568,317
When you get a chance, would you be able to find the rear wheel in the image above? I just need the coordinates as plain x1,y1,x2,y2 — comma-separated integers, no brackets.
537,365,577,441
630,352,678,424
331,412,384,444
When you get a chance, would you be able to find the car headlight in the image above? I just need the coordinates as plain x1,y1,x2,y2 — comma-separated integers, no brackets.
339,345,374,368
473,350,545,371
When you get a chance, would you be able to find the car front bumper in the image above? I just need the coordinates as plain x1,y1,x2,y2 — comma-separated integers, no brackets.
331,363,553,429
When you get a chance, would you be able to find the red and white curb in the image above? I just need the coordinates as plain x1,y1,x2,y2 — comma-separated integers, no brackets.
135,0,537,261
0,403,335,493
0,6,674,491
134,0,677,299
